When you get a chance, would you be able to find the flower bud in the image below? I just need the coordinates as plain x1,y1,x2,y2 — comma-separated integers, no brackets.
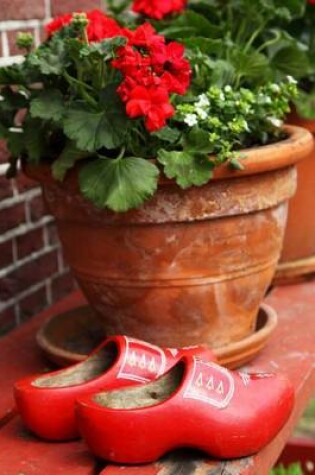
16,32,34,51
72,12,89,27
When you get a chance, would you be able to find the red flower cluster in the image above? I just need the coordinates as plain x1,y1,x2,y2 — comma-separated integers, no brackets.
112,23,191,132
45,9,122,42
132,0,187,20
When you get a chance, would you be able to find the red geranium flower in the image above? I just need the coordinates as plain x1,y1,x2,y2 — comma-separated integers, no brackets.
132,0,187,20
45,13,72,37
160,42,191,94
86,10,123,42
128,23,165,51
45,9,123,42
126,85,175,131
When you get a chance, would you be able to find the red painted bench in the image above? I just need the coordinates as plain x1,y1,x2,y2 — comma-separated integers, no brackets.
0,283,315,474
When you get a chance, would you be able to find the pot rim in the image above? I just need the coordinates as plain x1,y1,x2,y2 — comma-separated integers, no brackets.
287,112,315,134
24,124,313,184
212,124,313,180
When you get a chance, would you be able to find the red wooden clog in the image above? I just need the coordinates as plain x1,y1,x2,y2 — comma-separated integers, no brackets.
77,356,294,463
14,336,213,441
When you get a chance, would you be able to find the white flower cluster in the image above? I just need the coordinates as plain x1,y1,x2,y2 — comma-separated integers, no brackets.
183,93,210,127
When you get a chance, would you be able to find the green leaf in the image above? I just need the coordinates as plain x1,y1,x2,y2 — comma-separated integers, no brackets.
185,127,214,154
24,120,45,163
6,130,25,158
0,64,26,85
88,36,127,59
28,38,68,75
160,11,221,39
152,126,181,143
294,90,315,120
231,49,271,82
181,37,223,55
210,60,236,87
79,157,159,212
53,141,91,181
229,157,245,170
271,46,309,78
30,90,65,122
63,85,128,152
157,149,214,189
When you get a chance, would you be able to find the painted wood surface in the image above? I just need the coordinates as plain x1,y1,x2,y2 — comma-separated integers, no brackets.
0,283,314,474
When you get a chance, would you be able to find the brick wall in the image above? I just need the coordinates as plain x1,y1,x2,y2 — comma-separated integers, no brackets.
0,1,105,335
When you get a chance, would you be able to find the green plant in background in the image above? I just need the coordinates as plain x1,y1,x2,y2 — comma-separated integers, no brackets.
115,0,308,91
0,2,302,212
288,1,315,119
271,463,304,475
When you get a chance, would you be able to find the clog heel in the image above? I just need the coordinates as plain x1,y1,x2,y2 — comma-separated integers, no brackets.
77,356,294,463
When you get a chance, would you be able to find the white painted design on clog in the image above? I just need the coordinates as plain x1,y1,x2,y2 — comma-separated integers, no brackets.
239,372,251,387
117,337,167,383
183,357,235,409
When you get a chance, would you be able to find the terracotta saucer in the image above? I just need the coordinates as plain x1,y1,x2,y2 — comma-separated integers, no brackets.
36,304,277,369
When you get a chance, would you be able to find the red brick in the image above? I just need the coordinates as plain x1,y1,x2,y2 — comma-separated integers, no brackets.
0,202,25,234
15,174,39,194
51,0,102,16
46,221,60,245
0,141,10,165
0,0,46,21
19,285,48,322
0,175,14,201
28,194,49,222
7,28,36,56
0,240,14,269
16,228,44,260
0,306,16,336
0,249,59,301
51,271,76,302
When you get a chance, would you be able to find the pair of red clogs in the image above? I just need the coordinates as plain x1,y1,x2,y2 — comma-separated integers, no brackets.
14,335,294,464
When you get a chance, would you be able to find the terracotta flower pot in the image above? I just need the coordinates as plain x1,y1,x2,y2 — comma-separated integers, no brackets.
26,125,312,349
275,115,315,284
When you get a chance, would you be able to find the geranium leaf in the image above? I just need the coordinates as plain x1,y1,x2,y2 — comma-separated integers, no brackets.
271,46,309,78
28,39,68,75
157,149,214,189
79,157,159,212
63,86,128,152
24,120,45,163
52,141,92,181
152,126,181,143
30,90,65,122
88,36,127,59
161,11,221,39
0,64,26,85
185,127,214,153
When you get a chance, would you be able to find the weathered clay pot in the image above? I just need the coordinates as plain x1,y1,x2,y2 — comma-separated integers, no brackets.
26,126,312,349
275,115,315,284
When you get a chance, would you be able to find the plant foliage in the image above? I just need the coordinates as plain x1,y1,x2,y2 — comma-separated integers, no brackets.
0,2,301,212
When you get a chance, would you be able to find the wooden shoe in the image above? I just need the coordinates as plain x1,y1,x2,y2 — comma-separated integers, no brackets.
76,355,294,463
14,336,213,441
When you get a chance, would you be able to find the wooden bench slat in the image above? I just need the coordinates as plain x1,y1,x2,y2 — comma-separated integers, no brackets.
0,416,96,475
0,291,85,425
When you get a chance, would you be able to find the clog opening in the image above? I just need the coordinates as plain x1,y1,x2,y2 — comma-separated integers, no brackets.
33,342,118,388
94,363,185,409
